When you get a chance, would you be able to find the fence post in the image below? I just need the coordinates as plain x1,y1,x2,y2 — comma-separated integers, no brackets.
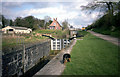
22,42,25,74
43,43,45,62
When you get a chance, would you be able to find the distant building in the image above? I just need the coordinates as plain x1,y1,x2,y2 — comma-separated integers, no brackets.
49,18,62,30
69,28,77,38
2,26,32,34
82,27,85,31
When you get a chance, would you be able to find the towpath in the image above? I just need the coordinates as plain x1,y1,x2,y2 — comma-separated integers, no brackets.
88,30,120,46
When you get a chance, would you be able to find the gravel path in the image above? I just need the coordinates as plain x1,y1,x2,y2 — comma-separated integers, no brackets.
88,30,120,46
33,39,77,76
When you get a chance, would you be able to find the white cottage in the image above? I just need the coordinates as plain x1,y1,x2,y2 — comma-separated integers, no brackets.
2,26,32,34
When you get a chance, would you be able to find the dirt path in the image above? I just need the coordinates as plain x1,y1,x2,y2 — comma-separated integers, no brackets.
33,39,77,76
88,30,120,46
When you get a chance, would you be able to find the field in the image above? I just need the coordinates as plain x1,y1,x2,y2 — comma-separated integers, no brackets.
2,29,69,46
62,32,119,75
2,29,69,54
34,29,69,39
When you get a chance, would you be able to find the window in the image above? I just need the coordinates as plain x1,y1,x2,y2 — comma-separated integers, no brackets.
50,26,55,29
9,29,13,31
53,22,56,25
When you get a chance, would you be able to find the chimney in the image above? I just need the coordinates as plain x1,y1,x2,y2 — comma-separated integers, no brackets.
53,18,55,21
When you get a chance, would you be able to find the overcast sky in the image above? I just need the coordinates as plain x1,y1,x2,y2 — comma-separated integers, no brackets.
1,0,102,28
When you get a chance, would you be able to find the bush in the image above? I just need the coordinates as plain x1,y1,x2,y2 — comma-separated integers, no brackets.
77,31,88,36
93,28,120,38
111,30,120,38
101,30,111,35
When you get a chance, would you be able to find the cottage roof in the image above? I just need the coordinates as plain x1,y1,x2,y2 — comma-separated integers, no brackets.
56,21,62,27
49,18,61,27
7,26,31,30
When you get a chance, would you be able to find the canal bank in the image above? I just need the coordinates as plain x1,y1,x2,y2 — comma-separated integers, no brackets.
33,39,77,76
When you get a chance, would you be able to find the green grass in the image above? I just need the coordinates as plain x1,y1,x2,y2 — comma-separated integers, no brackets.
62,32,119,75
34,29,69,39
2,29,69,54
35,29,56,34
34,29,63,34
77,31,88,39
2,34,48,55
2,35,47,46
77,30,88,36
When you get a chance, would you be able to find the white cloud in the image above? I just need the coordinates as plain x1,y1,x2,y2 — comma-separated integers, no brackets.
2,1,103,28
2,0,92,2
12,5,79,22
21,7,67,16
80,11,100,22
2,2,23,7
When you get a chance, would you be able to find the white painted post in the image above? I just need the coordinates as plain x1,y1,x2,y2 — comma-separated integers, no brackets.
51,40,53,50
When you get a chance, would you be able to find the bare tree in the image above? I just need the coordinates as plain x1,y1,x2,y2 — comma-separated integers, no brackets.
44,16,51,29
81,0,120,27
62,20,69,30
81,0,119,15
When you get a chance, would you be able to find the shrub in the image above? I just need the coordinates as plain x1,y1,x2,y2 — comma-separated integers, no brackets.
101,30,111,35
111,30,120,38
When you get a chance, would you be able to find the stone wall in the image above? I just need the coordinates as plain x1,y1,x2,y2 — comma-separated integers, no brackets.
2,41,50,76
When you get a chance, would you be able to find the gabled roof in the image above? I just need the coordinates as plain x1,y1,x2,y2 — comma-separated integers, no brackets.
5,26,31,30
49,18,61,27
56,21,62,27
10,26,28,30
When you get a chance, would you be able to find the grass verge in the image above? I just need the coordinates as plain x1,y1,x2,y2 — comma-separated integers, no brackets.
92,28,120,38
34,29,69,39
62,32,119,75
